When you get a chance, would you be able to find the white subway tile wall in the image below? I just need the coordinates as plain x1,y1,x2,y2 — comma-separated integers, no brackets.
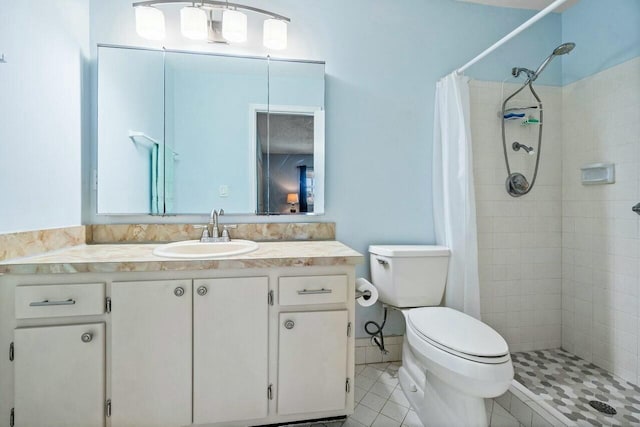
470,80,563,352
560,57,640,385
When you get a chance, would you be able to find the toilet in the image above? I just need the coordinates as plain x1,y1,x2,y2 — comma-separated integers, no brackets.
369,245,513,427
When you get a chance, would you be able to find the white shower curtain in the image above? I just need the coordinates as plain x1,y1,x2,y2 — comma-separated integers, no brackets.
432,72,481,319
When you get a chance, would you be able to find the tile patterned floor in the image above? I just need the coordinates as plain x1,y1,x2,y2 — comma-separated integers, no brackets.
512,349,640,426
310,362,523,427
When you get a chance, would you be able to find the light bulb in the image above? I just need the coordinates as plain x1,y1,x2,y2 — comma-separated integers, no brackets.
263,19,287,50
222,9,247,43
134,6,165,40
180,6,208,40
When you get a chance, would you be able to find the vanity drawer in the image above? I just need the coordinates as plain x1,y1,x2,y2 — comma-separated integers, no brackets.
15,283,106,319
279,275,347,306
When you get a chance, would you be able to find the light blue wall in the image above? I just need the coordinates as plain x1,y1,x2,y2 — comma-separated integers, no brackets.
88,0,563,337
0,0,89,234
275,0,562,335
561,0,640,85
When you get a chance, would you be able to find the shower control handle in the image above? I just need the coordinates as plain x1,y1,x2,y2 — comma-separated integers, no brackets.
633,202,640,216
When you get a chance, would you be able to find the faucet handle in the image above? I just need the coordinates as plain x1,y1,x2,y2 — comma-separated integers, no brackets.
221,224,237,240
200,227,211,241
219,209,224,216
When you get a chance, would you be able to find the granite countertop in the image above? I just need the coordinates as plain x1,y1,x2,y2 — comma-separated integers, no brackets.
0,241,364,274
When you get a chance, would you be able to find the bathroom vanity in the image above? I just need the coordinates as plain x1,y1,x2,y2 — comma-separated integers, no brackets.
0,241,363,427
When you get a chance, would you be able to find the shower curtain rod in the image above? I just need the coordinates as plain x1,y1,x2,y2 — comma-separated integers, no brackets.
455,0,571,75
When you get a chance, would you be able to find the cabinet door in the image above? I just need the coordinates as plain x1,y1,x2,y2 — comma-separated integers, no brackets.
14,323,105,427
111,280,191,427
193,277,269,424
277,310,348,415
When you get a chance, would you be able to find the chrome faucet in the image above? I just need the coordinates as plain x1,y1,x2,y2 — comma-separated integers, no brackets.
209,208,224,238
201,209,234,242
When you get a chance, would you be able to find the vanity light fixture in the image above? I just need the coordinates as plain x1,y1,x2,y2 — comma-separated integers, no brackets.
221,9,247,42
133,1,289,49
180,6,208,40
135,5,166,40
263,18,287,50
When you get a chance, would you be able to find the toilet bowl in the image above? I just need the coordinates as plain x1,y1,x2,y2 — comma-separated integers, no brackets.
368,245,513,427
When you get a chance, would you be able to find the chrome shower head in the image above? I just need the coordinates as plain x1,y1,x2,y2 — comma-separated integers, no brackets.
531,42,576,81
553,42,576,56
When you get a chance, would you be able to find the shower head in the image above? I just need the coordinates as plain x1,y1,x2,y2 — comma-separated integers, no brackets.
531,42,576,81
553,42,576,55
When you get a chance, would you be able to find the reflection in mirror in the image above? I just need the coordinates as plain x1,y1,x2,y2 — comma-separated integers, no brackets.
164,52,267,214
97,47,164,214
256,58,325,215
256,112,316,214
96,45,325,216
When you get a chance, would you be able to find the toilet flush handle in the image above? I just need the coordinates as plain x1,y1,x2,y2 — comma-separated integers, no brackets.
376,258,388,266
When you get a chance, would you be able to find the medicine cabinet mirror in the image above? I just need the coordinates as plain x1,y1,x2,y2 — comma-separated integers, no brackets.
96,45,325,216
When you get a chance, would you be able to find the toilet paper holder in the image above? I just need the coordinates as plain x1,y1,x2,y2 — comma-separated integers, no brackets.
355,289,372,300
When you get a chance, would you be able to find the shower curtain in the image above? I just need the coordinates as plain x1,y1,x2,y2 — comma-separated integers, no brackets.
432,72,481,320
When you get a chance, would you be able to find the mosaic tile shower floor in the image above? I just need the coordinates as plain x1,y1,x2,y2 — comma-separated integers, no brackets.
512,349,640,426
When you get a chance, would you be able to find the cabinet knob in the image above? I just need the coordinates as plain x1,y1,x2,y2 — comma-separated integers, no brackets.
197,286,208,296
174,287,185,297
81,333,93,343
284,320,295,330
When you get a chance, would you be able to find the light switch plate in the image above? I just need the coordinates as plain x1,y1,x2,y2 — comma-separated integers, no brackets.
219,185,229,197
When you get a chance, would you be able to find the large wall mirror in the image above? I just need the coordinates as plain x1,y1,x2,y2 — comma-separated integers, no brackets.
96,45,325,216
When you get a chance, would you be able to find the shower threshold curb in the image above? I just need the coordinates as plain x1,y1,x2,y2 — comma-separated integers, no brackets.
495,380,576,427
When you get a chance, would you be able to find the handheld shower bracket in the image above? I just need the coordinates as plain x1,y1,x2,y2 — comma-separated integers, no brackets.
512,67,535,80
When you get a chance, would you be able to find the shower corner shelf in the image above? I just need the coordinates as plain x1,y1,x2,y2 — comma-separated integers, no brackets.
504,105,539,113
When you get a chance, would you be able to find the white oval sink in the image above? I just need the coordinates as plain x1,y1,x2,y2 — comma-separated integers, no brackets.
153,240,259,259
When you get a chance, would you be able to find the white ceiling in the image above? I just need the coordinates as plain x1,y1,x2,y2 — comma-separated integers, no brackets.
456,0,580,12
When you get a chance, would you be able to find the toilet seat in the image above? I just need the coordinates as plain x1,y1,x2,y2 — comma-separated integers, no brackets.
406,307,510,364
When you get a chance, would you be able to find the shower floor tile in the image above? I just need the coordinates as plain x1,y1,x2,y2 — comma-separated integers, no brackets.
512,349,640,426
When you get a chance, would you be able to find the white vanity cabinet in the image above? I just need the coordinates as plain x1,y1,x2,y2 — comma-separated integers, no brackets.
14,323,106,427
1,259,358,427
277,310,349,415
110,276,271,427
193,277,269,425
276,274,351,416
110,280,193,427
9,281,107,427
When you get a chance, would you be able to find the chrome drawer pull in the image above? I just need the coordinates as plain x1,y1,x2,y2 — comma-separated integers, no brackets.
29,298,76,307
297,288,332,295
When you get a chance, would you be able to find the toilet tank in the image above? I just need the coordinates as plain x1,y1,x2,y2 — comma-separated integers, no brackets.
369,245,450,308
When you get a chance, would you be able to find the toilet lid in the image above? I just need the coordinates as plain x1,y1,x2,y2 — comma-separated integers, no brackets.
407,307,509,358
